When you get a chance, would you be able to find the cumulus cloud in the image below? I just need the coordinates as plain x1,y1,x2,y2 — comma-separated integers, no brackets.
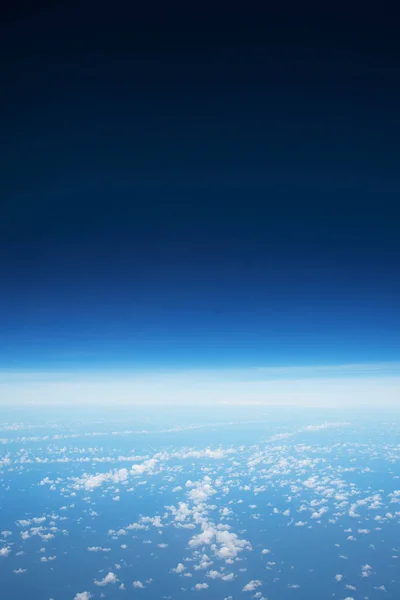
361,564,372,577
171,563,185,574
94,572,118,586
188,522,251,560
73,593,92,600
207,570,235,581
186,477,216,503
214,529,252,559
242,580,262,592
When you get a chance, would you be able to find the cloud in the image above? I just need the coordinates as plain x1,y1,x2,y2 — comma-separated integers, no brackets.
73,594,92,600
189,525,216,548
207,570,235,581
132,580,144,588
72,459,158,492
361,564,372,577
242,580,262,592
1,531,12,538
214,530,252,559
0,546,11,557
194,583,209,590
171,563,185,574
186,477,216,503
94,572,118,586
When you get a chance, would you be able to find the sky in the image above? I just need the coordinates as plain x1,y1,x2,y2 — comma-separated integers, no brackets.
1,4,399,405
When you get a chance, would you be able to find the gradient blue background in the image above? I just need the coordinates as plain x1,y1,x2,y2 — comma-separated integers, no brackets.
1,4,399,373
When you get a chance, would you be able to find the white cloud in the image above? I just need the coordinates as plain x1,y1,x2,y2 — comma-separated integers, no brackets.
207,570,222,579
94,572,118,586
207,570,235,581
73,593,92,600
214,529,252,559
1,531,12,538
194,583,209,590
187,477,216,503
0,546,11,557
242,580,262,592
361,564,372,577
171,563,185,574
132,580,144,588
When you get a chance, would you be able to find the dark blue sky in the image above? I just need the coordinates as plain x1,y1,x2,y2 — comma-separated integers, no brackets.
1,3,399,371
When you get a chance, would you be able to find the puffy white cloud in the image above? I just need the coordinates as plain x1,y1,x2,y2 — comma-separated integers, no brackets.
187,477,216,503
73,593,92,600
220,507,232,517
188,523,251,560
132,580,144,588
0,546,11,557
171,563,185,574
214,529,252,559
140,515,164,528
361,564,372,577
166,502,192,522
1,531,12,538
189,524,216,548
94,572,118,586
194,583,209,590
207,570,222,579
242,580,262,592
207,570,234,581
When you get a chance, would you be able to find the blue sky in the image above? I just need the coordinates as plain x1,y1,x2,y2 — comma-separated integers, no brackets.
0,5,399,406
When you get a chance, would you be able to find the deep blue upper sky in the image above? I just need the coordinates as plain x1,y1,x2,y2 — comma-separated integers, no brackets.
1,3,399,371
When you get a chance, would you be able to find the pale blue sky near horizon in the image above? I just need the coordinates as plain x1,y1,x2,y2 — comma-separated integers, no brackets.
1,361,399,407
